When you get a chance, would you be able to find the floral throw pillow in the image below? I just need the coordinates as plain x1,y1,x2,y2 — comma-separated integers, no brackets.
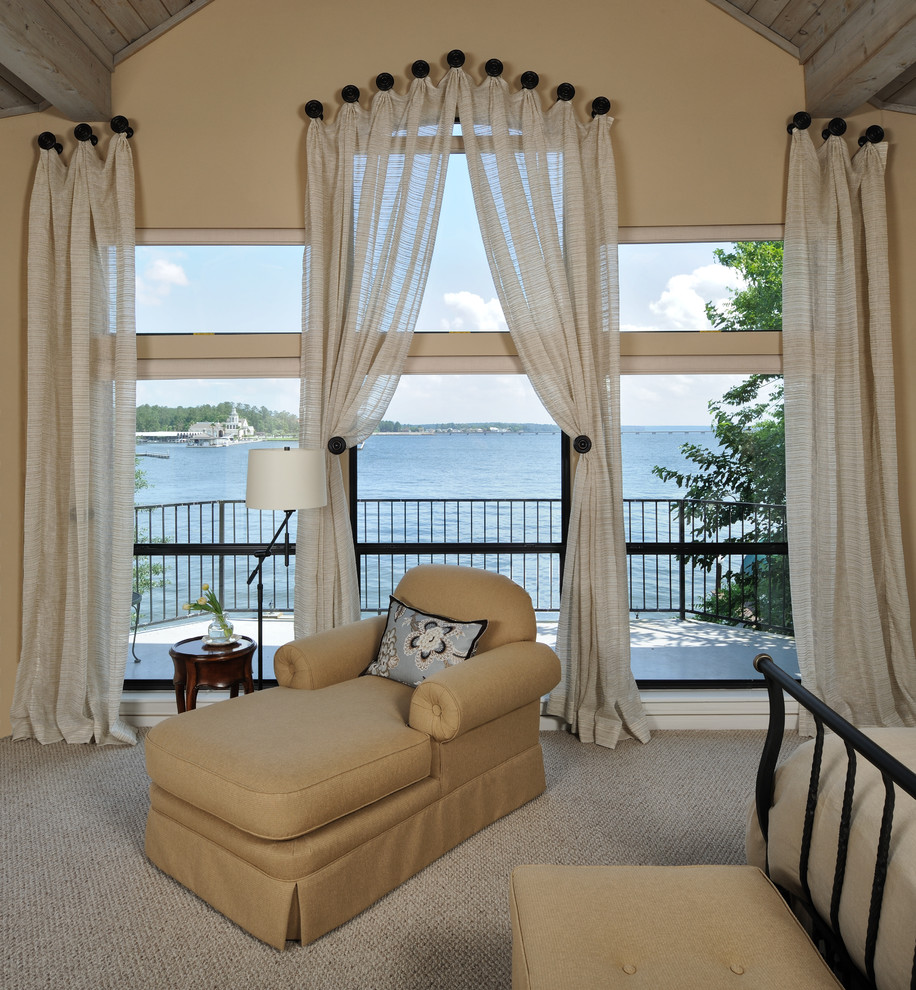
365,595,488,687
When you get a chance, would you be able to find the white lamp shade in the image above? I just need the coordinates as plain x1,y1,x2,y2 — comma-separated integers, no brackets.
245,447,327,510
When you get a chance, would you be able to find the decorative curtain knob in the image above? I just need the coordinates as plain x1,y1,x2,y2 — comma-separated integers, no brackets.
327,437,347,455
787,110,811,133
573,435,592,454
110,115,133,137
74,123,98,145
822,117,846,140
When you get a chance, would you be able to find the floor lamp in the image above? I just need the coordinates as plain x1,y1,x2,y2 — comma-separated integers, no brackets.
246,446,327,688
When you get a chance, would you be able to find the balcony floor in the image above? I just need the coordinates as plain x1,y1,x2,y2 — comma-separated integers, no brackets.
126,612,797,686
627,615,797,684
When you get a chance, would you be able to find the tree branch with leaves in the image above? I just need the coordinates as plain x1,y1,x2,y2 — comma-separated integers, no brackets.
652,242,791,630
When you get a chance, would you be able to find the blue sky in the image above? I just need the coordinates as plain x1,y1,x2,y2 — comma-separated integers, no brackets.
136,157,754,425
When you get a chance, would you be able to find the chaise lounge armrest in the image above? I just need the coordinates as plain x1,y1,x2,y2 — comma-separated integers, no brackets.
273,615,388,689
409,641,561,742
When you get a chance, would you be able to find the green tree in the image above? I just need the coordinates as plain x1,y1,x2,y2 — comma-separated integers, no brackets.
705,240,783,333
652,241,791,630
654,374,785,531
135,401,298,435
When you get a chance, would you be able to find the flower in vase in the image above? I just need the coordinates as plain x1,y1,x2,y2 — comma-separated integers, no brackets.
183,584,233,640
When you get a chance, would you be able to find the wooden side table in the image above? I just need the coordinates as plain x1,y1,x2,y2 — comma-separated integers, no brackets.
169,635,257,713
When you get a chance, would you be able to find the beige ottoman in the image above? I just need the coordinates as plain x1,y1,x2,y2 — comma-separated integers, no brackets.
510,864,843,989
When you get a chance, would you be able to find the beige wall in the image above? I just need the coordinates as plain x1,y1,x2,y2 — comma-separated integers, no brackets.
1,0,914,736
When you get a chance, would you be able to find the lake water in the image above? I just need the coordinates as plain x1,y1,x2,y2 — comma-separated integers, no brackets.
135,428,718,506
134,429,721,621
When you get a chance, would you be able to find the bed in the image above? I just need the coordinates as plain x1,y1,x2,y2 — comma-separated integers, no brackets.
747,654,916,990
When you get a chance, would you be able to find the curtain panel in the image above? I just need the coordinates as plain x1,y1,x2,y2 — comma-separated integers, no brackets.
12,135,138,746
783,127,916,729
296,73,459,635
298,64,647,747
456,76,648,747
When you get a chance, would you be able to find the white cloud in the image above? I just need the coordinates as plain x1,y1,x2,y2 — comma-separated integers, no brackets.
136,257,190,306
620,374,748,426
438,291,507,331
646,263,744,330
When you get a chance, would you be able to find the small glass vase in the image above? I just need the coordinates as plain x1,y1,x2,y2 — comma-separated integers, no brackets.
207,618,234,643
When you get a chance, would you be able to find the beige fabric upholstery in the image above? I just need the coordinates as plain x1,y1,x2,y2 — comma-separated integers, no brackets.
145,564,560,947
410,641,560,741
747,729,916,990
146,678,429,840
510,864,843,989
273,614,387,689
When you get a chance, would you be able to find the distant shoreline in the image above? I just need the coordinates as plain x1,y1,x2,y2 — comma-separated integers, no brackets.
369,427,713,436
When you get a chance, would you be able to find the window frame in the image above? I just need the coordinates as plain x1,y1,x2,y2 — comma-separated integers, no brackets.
136,225,784,381
133,226,785,690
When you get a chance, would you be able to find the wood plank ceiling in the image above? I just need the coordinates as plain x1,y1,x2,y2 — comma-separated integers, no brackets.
0,0,914,120
0,0,214,120
706,0,916,116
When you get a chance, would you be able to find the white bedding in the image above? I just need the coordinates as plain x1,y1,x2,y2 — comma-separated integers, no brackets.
747,728,916,990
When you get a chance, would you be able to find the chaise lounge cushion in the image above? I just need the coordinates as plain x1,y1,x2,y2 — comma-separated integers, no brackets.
145,676,431,841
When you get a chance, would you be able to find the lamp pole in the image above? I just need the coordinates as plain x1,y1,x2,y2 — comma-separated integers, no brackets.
246,508,294,690
244,445,327,690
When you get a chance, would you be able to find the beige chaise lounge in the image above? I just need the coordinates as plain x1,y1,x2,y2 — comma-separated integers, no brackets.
144,564,561,948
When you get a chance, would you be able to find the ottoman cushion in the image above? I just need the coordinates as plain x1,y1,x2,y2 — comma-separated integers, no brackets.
146,677,430,840
510,864,843,989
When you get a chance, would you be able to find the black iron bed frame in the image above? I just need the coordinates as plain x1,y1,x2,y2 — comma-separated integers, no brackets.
754,653,916,990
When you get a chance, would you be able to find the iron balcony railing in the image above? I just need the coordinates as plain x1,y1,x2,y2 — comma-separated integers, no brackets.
354,497,564,613
133,496,791,633
623,497,791,634
133,500,300,629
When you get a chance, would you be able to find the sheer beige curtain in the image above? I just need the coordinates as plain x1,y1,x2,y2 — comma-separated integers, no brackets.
457,74,649,747
783,125,916,729
296,72,459,635
11,132,137,746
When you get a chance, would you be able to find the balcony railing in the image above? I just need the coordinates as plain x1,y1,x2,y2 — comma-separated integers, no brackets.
354,497,564,613
133,496,791,634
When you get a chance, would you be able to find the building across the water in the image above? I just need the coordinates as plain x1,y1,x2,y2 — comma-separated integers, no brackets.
185,406,256,446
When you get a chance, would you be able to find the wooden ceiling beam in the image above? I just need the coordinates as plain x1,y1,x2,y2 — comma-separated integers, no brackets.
804,0,916,116
114,0,218,66
704,0,800,57
872,60,916,114
0,0,111,121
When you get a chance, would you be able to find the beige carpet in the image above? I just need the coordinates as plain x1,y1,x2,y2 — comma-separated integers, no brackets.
0,727,792,989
